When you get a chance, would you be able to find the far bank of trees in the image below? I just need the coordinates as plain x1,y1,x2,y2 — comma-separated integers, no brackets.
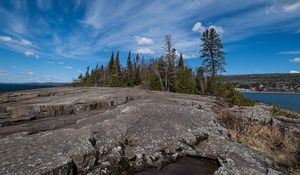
73,28,254,106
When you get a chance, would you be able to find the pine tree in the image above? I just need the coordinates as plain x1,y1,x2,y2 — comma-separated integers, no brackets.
200,28,225,95
175,56,195,94
108,52,118,87
127,51,133,86
115,51,121,74
147,59,163,91
84,66,92,86
153,56,166,91
133,53,141,85
108,52,115,76
85,66,90,78
200,28,225,77
175,67,195,94
140,57,147,83
178,53,184,69
91,68,95,85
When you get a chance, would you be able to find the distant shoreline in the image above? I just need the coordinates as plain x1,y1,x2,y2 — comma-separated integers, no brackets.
238,90,300,95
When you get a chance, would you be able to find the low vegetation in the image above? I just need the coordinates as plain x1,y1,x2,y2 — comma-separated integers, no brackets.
218,110,299,174
222,84,256,106
270,105,297,118
73,28,254,107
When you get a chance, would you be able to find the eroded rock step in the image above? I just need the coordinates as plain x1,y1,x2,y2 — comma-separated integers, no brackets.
0,96,129,127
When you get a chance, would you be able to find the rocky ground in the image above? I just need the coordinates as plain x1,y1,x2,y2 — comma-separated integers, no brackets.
0,87,299,175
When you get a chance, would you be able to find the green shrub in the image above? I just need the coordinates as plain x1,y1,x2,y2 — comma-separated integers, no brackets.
270,105,296,118
223,84,256,106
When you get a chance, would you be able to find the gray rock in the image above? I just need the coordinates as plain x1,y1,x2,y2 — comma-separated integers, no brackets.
0,87,298,174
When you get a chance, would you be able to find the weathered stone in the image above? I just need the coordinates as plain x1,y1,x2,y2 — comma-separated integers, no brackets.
0,87,298,175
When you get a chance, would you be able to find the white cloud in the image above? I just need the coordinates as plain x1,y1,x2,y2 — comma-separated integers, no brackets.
0,36,13,43
290,70,300,74
23,72,34,75
58,61,64,64
24,51,39,58
267,1,300,14
134,36,154,45
182,54,197,59
64,66,73,69
46,61,55,64
282,1,300,13
19,39,32,46
2,0,300,63
137,48,155,54
192,22,206,33
192,22,224,34
24,51,34,56
37,0,299,61
290,57,300,63
279,50,300,55
0,35,33,47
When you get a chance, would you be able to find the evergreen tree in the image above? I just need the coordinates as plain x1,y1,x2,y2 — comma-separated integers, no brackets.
153,56,166,91
78,72,83,82
108,52,115,76
148,60,162,91
200,28,225,77
84,66,92,86
127,51,133,86
133,53,141,85
178,53,184,69
175,58,195,94
200,28,225,95
107,51,122,87
70,33,254,106
85,66,90,78
115,51,121,74
140,57,147,84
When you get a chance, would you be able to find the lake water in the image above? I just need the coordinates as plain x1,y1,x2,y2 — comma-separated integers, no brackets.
0,84,55,93
241,92,300,112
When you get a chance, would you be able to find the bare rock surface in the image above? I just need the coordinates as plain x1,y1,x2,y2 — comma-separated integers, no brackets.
0,87,298,175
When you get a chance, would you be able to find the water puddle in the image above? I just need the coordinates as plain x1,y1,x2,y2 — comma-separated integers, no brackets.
130,156,219,175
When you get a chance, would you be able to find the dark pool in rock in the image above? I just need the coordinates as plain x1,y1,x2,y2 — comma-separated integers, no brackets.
130,156,219,175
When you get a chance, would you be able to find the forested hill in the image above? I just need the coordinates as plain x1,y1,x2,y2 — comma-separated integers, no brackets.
221,73,300,85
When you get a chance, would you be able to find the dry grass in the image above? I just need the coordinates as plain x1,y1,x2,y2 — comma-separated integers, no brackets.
218,110,300,174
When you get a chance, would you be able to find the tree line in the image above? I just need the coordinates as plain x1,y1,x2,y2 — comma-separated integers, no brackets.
73,28,254,106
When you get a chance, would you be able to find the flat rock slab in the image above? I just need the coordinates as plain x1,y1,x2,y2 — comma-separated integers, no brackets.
0,87,290,174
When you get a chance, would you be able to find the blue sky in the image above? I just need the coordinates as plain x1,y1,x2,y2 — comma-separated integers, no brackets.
0,0,300,83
